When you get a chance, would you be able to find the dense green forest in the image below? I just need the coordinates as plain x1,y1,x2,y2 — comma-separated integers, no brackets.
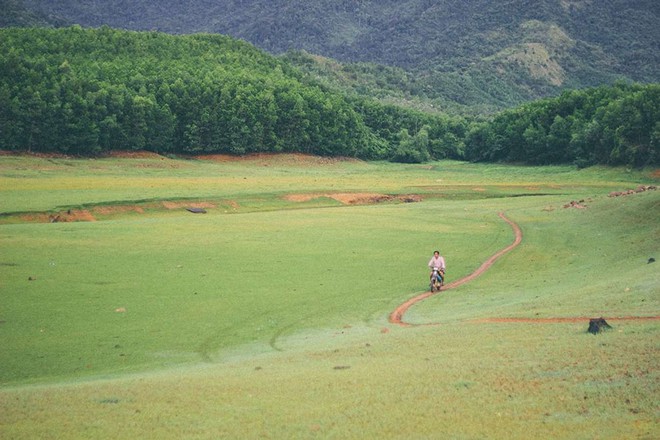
0,26,469,160
465,83,659,167
0,27,658,166
14,0,660,111
0,27,383,158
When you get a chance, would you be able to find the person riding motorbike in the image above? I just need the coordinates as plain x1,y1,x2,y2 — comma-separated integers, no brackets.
428,250,446,288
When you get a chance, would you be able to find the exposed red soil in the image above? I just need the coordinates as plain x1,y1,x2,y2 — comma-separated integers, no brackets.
160,201,217,210
448,213,521,289
7,191,415,224
389,212,659,326
21,209,97,223
284,192,422,205
608,185,656,198
92,205,145,215
564,200,588,209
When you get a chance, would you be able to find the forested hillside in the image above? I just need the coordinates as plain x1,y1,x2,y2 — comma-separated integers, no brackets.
466,83,659,168
0,27,466,160
1,27,657,166
16,0,660,111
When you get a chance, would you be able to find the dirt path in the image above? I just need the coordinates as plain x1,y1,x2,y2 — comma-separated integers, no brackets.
389,212,523,326
389,212,659,326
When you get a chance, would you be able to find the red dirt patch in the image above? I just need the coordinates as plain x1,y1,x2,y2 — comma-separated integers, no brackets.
608,185,656,198
93,205,145,215
161,201,217,210
20,209,97,223
284,193,422,205
564,200,588,209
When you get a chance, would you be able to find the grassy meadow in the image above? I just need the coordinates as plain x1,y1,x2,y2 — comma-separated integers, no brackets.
0,153,658,439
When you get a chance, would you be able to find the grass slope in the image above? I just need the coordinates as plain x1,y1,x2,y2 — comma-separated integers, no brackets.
0,154,658,438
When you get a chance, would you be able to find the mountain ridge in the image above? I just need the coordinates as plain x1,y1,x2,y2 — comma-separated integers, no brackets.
7,0,660,110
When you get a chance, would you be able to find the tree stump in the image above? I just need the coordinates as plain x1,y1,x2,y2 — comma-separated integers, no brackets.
588,318,612,334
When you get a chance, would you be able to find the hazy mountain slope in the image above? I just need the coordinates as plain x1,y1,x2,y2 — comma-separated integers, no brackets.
0,0,69,27
15,0,660,109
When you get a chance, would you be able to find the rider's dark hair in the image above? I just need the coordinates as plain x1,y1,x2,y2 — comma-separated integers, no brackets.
434,250,439,254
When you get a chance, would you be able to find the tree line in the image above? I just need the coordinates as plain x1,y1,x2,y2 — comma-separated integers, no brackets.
0,26,370,157
0,26,466,161
464,82,659,167
0,26,657,167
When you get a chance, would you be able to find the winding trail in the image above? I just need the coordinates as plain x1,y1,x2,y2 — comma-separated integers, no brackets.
389,212,523,327
389,212,659,327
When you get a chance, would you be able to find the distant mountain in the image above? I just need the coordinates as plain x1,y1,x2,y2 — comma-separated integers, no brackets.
0,0,68,27
13,0,660,110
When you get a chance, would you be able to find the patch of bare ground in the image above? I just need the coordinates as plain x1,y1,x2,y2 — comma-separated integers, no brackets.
92,205,145,215
608,185,656,197
21,209,97,223
161,201,217,210
284,193,422,205
563,199,588,209
11,201,221,224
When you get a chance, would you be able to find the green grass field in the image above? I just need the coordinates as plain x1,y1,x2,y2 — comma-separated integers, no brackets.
0,153,658,439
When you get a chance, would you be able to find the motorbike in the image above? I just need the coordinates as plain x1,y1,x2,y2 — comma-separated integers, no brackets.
430,266,444,292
